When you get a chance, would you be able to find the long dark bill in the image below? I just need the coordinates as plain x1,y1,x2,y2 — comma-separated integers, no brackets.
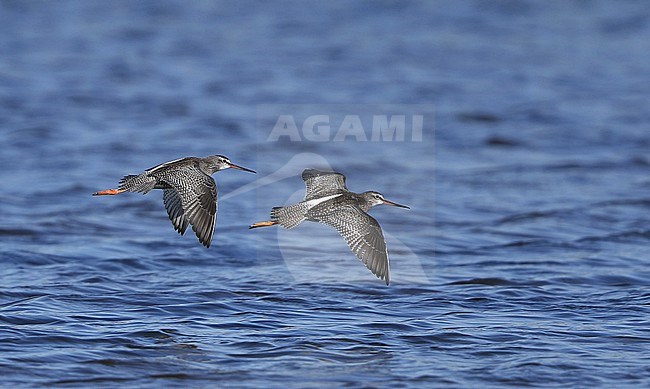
382,199,410,209
229,163,256,173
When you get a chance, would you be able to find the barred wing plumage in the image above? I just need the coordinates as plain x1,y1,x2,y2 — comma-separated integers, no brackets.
309,202,390,285
157,165,217,248
301,169,348,200
163,188,189,235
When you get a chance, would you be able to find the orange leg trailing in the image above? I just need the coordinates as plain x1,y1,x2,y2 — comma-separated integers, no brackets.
92,189,126,196
249,220,278,229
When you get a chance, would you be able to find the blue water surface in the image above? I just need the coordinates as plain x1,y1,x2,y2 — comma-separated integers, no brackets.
1,1,649,387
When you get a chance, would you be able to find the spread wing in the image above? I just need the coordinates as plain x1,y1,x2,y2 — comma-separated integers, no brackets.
163,188,189,235
157,165,217,248
301,169,348,201
309,203,389,285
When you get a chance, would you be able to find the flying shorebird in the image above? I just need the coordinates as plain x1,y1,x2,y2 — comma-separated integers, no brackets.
93,155,255,248
249,169,409,285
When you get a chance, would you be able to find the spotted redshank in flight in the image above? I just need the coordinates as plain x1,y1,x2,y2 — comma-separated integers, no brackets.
249,169,409,285
93,155,255,248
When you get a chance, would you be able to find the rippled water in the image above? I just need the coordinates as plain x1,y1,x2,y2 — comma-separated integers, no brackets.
1,1,649,387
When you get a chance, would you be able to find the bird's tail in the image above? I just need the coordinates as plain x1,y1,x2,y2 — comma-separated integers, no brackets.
269,204,308,229
117,174,156,193
92,174,156,196
249,203,309,229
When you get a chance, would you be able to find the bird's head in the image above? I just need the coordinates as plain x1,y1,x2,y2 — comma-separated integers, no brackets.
205,155,256,174
361,191,410,209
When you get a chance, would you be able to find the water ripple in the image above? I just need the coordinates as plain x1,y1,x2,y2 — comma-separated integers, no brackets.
1,0,649,387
